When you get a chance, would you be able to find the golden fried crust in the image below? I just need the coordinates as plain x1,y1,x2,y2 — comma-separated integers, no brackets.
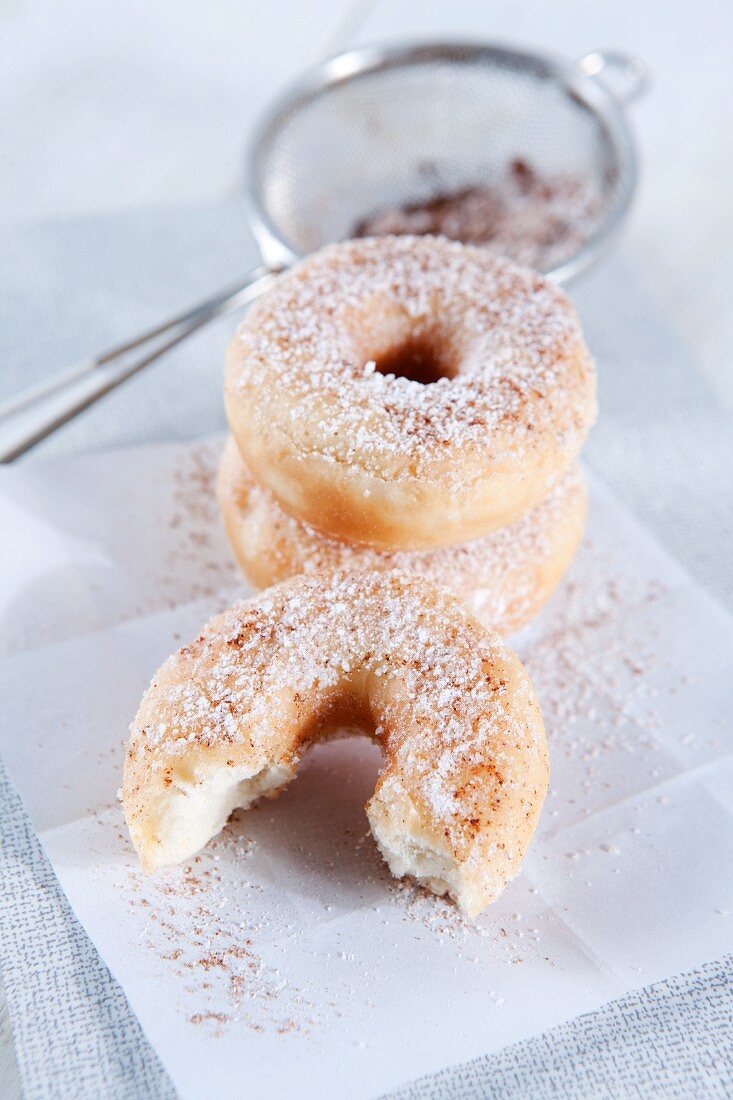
225,235,596,548
123,570,548,918
216,436,586,635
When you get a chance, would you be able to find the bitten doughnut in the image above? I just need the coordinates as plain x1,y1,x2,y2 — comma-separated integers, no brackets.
217,437,587,635
123,571,548,918
225,235,596,549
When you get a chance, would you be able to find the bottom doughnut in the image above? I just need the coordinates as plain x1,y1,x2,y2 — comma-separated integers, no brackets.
123,570,548,917
217,437,587,635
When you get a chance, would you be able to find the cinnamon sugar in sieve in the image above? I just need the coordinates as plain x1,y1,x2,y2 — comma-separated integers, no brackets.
354,159,602,272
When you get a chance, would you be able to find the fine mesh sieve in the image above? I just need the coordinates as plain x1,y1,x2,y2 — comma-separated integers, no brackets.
0,40,646,461
248,42,646,281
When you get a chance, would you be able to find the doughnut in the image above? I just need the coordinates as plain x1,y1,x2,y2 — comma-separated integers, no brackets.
123,570,548,918
225,235,596,549
216,436,587,635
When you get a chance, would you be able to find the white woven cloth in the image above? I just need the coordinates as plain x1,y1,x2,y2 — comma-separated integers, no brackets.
0,203,731,1098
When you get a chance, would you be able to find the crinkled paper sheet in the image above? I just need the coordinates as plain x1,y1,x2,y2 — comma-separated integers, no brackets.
0,439,731,1100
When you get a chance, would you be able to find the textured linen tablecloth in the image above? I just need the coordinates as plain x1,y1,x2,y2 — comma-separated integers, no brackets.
0,203,732,1099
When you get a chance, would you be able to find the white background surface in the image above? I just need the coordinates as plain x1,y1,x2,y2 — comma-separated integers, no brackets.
1,0,732,1096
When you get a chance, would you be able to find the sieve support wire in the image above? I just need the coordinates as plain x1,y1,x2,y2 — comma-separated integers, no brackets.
0,265,282,463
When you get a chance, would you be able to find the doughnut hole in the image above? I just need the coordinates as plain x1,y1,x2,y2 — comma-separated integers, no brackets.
349,302,463,385
374,331,458,385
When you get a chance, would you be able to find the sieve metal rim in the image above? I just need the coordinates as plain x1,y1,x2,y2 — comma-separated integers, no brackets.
244,39,642,284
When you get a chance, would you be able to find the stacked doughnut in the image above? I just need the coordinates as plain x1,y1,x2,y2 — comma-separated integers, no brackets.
219,235,596,635
123,236,596,918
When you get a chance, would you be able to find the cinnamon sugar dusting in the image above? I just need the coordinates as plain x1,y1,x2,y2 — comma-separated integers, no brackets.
354,160,602,273
229,236,594,479
126,821,320,1037
165,443,239,603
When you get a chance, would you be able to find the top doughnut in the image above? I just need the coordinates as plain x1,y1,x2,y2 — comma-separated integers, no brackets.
225,236,596,549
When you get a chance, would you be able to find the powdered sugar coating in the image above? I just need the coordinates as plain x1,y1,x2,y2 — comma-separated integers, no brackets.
217,437,587,635
225,235,596,548
124,570,548,916
229,235,587,469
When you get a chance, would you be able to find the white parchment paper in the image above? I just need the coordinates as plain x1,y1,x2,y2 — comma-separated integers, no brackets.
0,439,731,1100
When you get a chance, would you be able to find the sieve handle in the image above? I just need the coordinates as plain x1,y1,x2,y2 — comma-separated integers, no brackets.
576,50,648,104
0,264,283,462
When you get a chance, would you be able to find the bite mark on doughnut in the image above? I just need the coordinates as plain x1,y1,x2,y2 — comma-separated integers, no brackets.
123,571,549,919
